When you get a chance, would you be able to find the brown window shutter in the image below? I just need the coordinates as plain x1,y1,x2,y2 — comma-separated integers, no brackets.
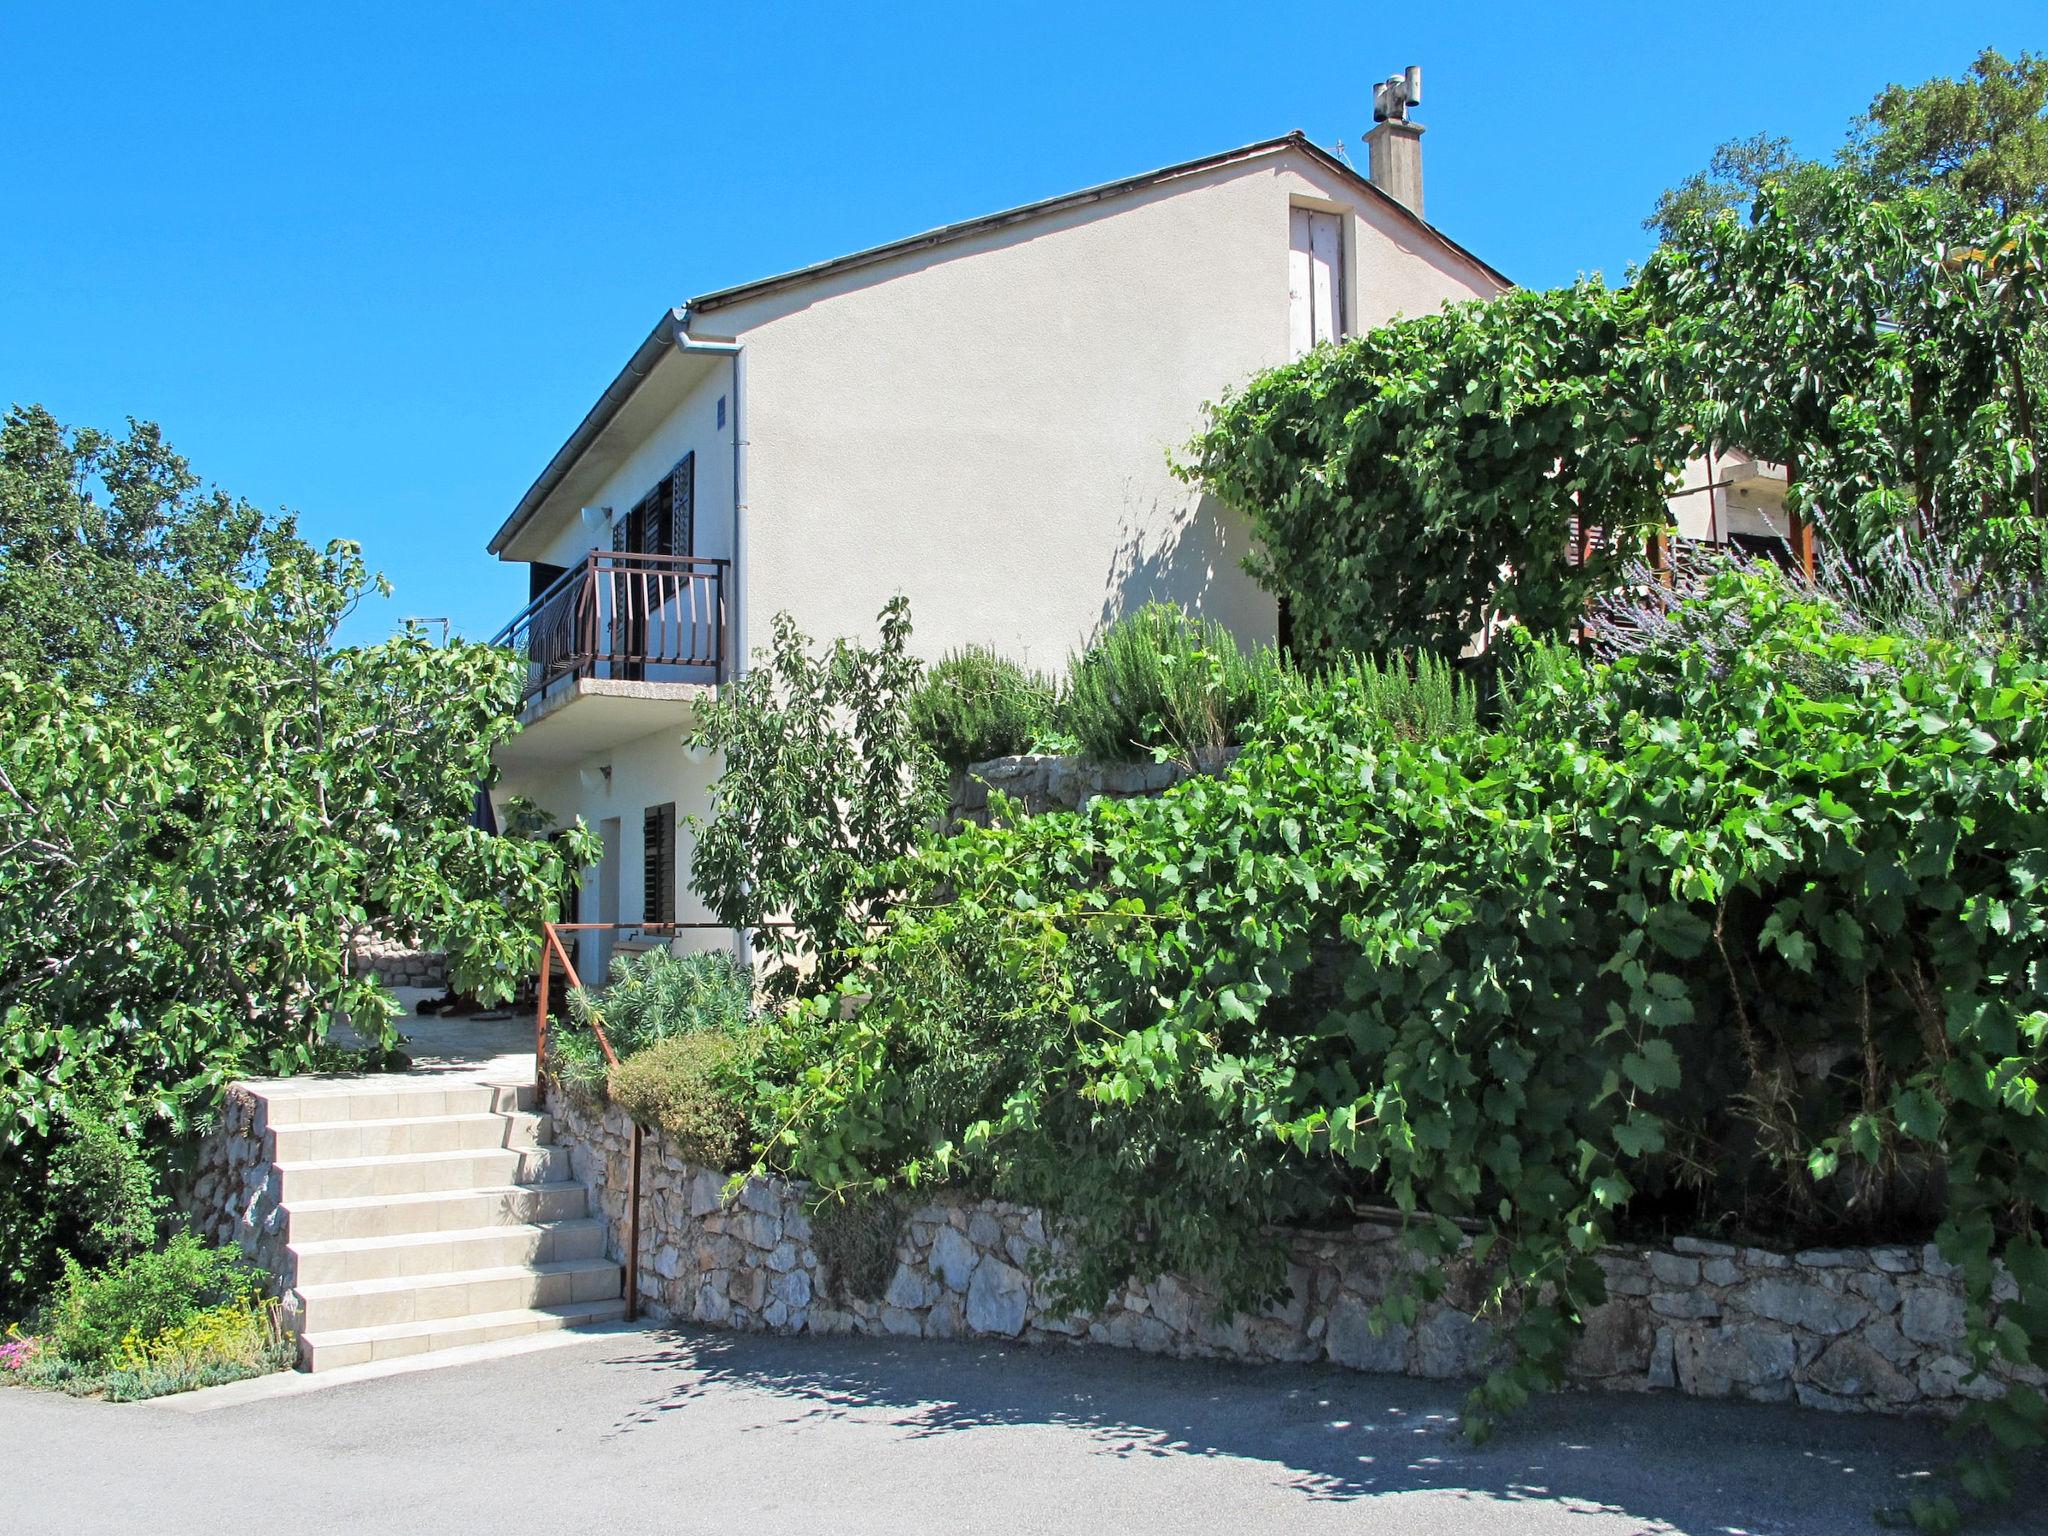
672,452,695,557
642,803,676,924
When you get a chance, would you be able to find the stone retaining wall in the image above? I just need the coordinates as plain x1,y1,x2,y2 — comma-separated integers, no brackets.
183,1086,294,1313
948,750,1235,825
349,929,447,989
549,1088,2035,1416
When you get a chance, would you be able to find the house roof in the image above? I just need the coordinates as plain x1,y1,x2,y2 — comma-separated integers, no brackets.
687,130,1509,313
490,130,1510,557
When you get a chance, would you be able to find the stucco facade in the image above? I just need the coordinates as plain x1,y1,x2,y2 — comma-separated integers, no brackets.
490,134,1505,934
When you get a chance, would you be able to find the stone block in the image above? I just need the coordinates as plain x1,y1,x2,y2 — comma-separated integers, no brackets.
1647,1327,1676,1389
1647,1252,1701,1287
1805,1337,1916,1404
696,1282,733,1326
1671,1237,1740,1258
773,1269,813,1312
1414,1308,1495,1379
1651,1291,1721,1321
1728,1276,1871,1336
966,1256,1030,1336
930,1226,979,1292
687,1169,726,1217
967,1210,1003,1249
1701,1259,1743,1287
1147,1274,1202,1337
1919,1354,2002,1401
918,1293,958,1339
1325,1295,1409,1374
1673,1325,1797,1398
1793,1249,1860,1269
884,1263,936,1311
1899,1284,1965,1347
1567,1300,1655,1380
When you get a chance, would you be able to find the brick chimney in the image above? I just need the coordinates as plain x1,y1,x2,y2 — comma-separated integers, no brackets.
1366,65,1425,218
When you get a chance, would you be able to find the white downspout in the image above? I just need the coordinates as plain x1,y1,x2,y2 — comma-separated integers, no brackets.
727,343,754,975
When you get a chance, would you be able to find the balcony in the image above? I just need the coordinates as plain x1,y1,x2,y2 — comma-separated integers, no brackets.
491,551,729,765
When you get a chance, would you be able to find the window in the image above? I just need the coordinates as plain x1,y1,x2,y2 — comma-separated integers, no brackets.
642,802,676,925
612,453,696,557
1288,208,1344,358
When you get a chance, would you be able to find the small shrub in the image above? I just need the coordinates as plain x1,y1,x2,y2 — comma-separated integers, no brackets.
1303,652,1479,742
809,1192,902,1304
1062,602,1287,762
46,1099,167,1268
909,647,1057,768
41,1233,257,1369
557,946,754,1101
571,946,752,1056
99,1298,292,1401
607,1033,755,1169
550,1023,611,1105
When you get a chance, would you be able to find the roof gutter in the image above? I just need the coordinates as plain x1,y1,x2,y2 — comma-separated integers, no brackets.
487,310,739,557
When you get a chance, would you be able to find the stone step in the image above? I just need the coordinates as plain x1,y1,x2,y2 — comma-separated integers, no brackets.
295,1258,623,1334
284,1182,593,1243
291,1219,608,1285
253,1080,534,1127
298,1298,628,1372
276,1145,570,1202
268,1110,551,1163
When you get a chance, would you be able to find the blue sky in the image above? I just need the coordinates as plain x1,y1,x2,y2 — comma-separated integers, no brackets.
3,4,2035,646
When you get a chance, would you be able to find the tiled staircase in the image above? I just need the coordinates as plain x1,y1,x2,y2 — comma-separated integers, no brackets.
251,1076,625,1371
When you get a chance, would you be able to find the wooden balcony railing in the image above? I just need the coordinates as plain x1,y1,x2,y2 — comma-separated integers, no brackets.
492,552,729,703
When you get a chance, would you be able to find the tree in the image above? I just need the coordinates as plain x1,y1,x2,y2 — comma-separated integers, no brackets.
1646,175,2048,568
0,405,302,706
1189,174,2048,657
1643,133,1835,243
1645,46,2048,241
686,597,942,996
1851,46,2048,219
0,417,592,1315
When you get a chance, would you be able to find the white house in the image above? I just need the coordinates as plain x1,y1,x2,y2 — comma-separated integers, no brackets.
485,102,1512,953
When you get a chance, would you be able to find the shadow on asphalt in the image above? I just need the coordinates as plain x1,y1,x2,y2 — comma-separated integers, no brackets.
585,1325,2045,1534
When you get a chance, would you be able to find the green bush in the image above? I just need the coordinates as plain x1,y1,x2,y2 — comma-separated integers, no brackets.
555,947,759,1162
754,564,2048,1482
909,646,1057,769
607,1032,755,1169
3,1092,167,1317
1293,652,1479,743
549,1022,612,1105
41,1232,257,1368
557,946,754,1100
1061,602,1288,763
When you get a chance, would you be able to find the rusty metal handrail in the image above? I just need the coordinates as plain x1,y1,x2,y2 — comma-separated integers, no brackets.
533,919,754,1324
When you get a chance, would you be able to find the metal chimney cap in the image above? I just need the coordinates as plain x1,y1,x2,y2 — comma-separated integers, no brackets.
1371,66,1423,123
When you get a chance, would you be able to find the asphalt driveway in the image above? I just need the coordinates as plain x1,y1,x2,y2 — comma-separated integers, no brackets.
3,1325,2036,1535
